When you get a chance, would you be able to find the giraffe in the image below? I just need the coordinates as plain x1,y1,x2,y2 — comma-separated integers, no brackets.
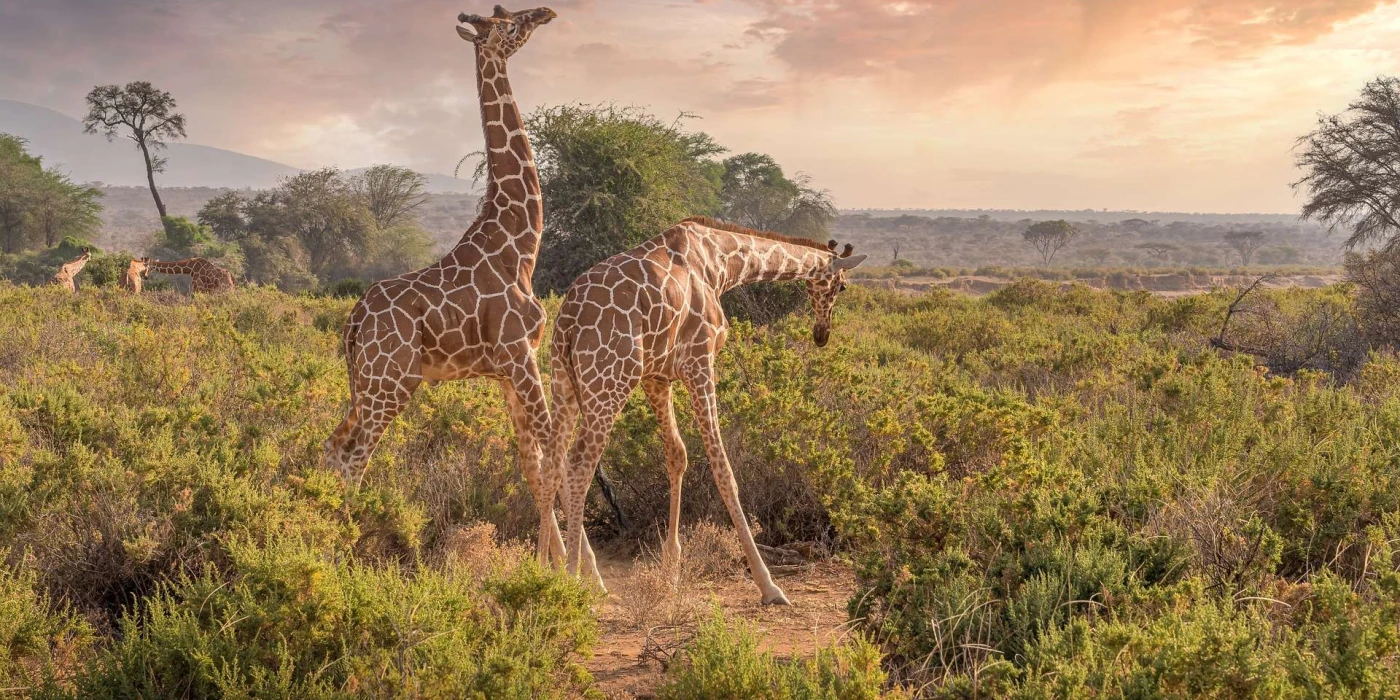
121,257,150,293
145,257,236,294
47,249,91,292
323,5,569,563
546,216,866,604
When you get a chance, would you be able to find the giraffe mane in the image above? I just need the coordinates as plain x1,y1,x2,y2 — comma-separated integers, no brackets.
681,216,831,253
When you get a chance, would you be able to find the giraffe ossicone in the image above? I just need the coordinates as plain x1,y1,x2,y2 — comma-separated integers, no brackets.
545,216,865,606
324,6,580,569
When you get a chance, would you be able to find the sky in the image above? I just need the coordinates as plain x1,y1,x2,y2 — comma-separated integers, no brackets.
4,0,1400,213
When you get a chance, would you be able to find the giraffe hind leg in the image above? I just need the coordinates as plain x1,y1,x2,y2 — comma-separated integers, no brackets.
326,313,422,487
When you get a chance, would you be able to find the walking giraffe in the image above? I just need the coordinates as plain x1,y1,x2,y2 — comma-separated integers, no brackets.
145,257,235,294
47,249,91,292
121,257,150,293
546,216,866,604
323,6,570,562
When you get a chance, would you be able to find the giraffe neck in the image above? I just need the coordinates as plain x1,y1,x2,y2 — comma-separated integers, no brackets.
149,260,192,274
63,259,88,276
453,46,543,286
697,232,833,295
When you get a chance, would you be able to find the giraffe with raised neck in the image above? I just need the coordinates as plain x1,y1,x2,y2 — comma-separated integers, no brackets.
145,257,235,294
121,257,150,293
324,5,568,562
545,216,866,604
47,249,91,292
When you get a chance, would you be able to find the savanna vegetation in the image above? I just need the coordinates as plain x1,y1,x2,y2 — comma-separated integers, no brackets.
4,266,1400,696
7,73,1400,699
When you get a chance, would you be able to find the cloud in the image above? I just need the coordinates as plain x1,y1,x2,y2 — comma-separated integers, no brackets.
730,0,1394,90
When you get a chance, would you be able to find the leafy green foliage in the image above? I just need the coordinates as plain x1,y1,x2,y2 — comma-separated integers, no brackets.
195,168,435,290
0,134,103,255
508,104,724,294
659,609,906,700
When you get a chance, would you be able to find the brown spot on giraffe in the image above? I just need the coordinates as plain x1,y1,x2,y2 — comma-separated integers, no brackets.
324,5,575,565
545,216,867,604
47,249,91,293
146,257,236,294
121,257,151,293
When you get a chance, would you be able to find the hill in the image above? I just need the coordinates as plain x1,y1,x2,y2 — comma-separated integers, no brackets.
0,99,477,193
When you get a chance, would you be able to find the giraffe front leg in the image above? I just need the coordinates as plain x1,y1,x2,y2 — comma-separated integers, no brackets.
501,361,565,568
641,378,687,570
683,364,789,606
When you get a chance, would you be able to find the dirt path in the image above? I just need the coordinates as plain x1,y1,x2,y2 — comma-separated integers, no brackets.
585,555,859,699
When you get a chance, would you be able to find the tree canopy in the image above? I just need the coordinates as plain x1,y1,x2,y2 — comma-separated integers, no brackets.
196,166,434,291
1023,220,1078,265
0,134,103,255
1295,76,1400,250
83,81,186,219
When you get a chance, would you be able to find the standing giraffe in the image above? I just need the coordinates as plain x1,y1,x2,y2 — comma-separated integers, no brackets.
323,6,569,562
47,249,91,292
145,257,235,294
546,216,866,604
121,257,150,293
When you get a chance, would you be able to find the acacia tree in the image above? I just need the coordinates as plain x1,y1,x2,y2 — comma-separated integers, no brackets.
1295,76,1400,250
1023,220,1078,265
1135,242,1177,262
718,152,836,239
1223,231,1266,266
353,165,429,229
83,81,186,218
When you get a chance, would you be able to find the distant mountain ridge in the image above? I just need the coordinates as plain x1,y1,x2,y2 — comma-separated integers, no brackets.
0,99,476,194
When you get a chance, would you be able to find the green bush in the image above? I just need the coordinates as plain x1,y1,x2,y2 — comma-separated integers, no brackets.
659,609,906,700
62,538,596,699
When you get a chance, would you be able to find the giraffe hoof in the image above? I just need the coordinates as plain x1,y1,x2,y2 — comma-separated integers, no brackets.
761,590,791,606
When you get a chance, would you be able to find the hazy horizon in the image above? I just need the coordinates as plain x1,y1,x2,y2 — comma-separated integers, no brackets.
6,0,1400,213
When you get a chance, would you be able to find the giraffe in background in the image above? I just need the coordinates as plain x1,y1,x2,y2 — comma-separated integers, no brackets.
323,6,570,563
47,249,91,292
146,257,235,294
121,257,150,293
546,216,866,604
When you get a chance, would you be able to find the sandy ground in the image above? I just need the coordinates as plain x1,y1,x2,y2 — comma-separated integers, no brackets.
583,554,859,699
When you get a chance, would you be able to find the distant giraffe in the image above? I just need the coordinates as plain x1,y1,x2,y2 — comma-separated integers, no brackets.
546,216,866,604
146,258,235,294
323,6,571,563
47,249,91,292
121,257,150,293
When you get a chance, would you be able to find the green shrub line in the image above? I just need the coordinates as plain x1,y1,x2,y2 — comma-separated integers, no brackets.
2,280,1399,696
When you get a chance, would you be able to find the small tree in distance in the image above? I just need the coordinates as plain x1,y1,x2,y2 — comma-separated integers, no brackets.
1135,242,1177,263
1223,231,1266,266
83,81,186,219
1023,220,1078,265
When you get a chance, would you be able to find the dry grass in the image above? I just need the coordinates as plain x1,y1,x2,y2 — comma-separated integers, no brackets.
435,521,532,580
611,522,744,631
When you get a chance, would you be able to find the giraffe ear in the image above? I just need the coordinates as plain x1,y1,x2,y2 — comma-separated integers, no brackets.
830,254,867,271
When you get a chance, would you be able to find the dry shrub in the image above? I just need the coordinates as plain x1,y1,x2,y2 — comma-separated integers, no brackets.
1148,487,1282,593
682,521,744,582
613,523,745,631
435,521,531,581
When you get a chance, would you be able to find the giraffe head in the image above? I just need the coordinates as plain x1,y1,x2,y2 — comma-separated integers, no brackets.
129,257,150,278
457,5,556,59
806,242,866,347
